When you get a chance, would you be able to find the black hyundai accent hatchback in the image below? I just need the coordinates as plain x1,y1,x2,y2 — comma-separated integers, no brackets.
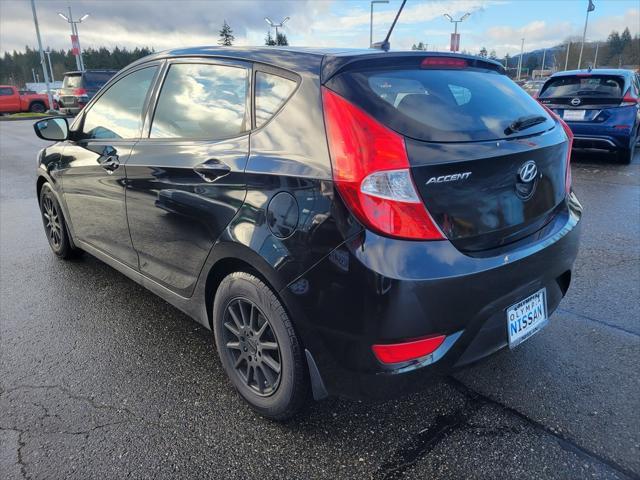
33,47,581,420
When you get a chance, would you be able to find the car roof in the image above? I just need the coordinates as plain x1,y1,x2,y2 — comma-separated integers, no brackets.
126,46,506,81
63,69,118,75
549,68,633,78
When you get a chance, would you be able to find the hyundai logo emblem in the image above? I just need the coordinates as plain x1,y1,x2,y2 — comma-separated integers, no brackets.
570,97,581,106
518,160,538,183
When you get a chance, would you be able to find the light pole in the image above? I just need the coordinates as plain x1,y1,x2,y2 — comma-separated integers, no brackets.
443,12,470,52
541,48,546,77
516,38,524,80
30,0,53,110
58,7,89,71
577,0,596,70
370,0,389,48
264,16,290,45
45,50,54,83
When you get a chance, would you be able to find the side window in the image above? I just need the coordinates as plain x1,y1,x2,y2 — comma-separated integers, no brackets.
82,66,158,140
0,87,14,96
255,72,297,127
150,63,248,139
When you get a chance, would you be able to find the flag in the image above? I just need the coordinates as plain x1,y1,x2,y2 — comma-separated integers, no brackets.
587,0,595,12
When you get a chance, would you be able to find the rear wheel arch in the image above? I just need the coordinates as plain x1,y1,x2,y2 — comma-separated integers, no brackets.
29,100,46,113
204,249,287,330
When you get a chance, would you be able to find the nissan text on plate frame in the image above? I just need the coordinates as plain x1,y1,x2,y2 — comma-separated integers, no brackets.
32,47,582,420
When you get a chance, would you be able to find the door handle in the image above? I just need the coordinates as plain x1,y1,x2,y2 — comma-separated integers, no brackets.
193,159,231,183
99,155,120,173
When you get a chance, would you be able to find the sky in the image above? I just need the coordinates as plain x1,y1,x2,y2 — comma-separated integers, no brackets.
0,0,638,58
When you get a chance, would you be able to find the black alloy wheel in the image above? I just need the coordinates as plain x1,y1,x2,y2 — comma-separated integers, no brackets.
212,272,308,420
41,194,62,250
222,298,282,396
38,183,80,259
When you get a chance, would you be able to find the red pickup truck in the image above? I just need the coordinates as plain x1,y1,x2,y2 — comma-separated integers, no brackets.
0,85,53,114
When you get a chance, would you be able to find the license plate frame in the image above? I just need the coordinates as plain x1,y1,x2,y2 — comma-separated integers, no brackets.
507,288,548,349
563,109,585,121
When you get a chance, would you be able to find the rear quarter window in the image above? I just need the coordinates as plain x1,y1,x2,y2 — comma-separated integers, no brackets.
254,72,297,127
329,68,552,142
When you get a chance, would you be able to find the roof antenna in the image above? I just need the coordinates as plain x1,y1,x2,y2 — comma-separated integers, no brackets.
371,0,407,52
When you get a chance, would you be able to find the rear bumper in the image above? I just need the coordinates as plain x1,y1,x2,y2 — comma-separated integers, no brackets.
282,194,582,400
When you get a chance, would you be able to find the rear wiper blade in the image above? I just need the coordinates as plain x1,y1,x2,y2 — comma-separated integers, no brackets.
504,115,548,135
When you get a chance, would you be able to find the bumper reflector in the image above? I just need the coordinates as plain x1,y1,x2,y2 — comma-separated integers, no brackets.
372,335,446,364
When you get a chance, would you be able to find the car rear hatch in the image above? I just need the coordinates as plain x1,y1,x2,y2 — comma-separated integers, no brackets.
538,73,626,123
323,54,570,253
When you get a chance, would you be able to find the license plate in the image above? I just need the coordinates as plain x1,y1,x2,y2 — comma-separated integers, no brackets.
507,289,548,348
563,109,585,121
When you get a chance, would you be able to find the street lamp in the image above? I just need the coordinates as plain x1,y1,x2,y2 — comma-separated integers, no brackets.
370,0,389,48
58,7,89,71
443,12,470,52
265,16,290,45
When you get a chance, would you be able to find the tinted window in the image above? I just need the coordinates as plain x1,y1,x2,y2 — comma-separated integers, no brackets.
255,72,297,127
82,66,157,140
0,87,13,96
83,71,116,88
540,75,624,98
332,68,552,142
150,63,248,139
62,74,82,89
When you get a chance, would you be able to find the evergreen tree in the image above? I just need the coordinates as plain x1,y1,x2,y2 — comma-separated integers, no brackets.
218,20,235,47
265,31,276,46
479,47,488,58
276,32,289,46
489,50,497,59
607,31,623,56
620,27,632,49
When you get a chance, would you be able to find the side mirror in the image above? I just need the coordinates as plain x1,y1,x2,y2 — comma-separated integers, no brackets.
33,117,69,141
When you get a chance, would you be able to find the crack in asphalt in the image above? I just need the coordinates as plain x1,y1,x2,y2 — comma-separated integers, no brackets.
557,307,640,337
374,378,639,480
448,378,639,480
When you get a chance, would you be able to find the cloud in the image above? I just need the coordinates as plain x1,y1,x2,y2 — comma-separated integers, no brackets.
0,0,325,52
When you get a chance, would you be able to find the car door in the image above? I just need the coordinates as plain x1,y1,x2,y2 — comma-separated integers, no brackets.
60,64,160,267
125,58,250,296
0,86,20,113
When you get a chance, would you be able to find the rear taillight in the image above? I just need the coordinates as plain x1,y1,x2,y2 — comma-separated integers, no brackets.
421,57,467,69
621,88,638,106
73,88,87,96
372,335,446,364
541,104,573,194
321,87,444,240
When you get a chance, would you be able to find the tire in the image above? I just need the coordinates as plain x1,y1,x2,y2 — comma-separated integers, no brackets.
38,183,81,259
617,144,635,164
29,101,46,113
212,272,309,420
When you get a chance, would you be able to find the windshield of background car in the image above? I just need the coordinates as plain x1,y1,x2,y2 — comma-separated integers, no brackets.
539,75,624,98
62,74,82,88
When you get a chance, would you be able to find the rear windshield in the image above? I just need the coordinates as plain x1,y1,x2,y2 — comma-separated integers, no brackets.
83,71,115,88
539,75,624,98
329,68,553,142
62,74,82,88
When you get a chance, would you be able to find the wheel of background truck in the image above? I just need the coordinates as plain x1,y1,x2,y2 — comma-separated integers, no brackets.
29,101,45,113
212,271,309,421
38,183,81,259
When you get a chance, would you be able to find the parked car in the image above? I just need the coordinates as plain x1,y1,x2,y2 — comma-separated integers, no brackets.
32,48,582,420
0,85,53,114
57,69,117,114
522,79,545,97
538,68,640,163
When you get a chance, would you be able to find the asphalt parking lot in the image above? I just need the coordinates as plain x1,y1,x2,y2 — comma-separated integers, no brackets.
1,119,639,480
